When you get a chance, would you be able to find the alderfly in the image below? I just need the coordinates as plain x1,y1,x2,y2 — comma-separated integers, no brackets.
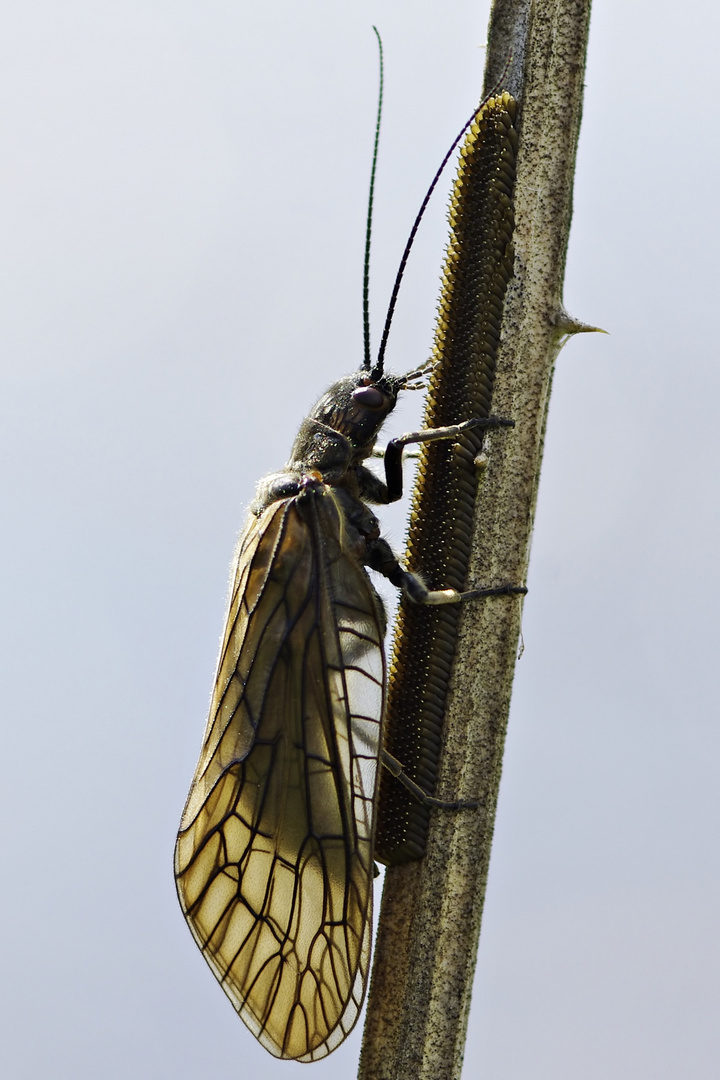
174,33,522,1062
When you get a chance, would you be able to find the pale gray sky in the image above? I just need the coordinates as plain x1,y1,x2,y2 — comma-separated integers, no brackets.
1,2,718,1077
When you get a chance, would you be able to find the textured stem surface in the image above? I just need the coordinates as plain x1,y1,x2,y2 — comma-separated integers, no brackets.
359,2,594,1078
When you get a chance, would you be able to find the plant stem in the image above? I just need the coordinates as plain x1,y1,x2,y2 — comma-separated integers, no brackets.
358,3,595,1078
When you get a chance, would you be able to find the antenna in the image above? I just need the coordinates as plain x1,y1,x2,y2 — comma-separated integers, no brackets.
363,27,384,371
373,54,513,378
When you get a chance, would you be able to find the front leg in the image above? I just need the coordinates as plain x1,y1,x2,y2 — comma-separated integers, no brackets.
383,415,515,501
354,463,392,505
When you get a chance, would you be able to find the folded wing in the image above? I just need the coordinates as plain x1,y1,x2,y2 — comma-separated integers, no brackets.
174,486,385,1061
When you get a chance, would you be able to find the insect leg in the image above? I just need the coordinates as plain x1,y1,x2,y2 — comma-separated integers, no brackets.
381,750,479,810
366,535,526,606
383,415,514,501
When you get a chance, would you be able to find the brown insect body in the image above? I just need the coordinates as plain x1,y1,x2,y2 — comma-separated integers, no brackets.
174,91,520,1062
174,368,421,1061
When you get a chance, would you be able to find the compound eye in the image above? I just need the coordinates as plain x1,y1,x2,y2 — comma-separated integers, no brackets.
352,385,385,408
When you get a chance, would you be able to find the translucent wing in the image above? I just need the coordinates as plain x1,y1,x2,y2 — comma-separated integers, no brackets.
174,484,385,1061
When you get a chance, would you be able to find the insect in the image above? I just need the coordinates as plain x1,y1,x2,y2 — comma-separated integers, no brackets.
174,38,523,1063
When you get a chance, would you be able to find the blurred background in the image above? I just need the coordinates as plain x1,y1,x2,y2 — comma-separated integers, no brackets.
1,1,718,1077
